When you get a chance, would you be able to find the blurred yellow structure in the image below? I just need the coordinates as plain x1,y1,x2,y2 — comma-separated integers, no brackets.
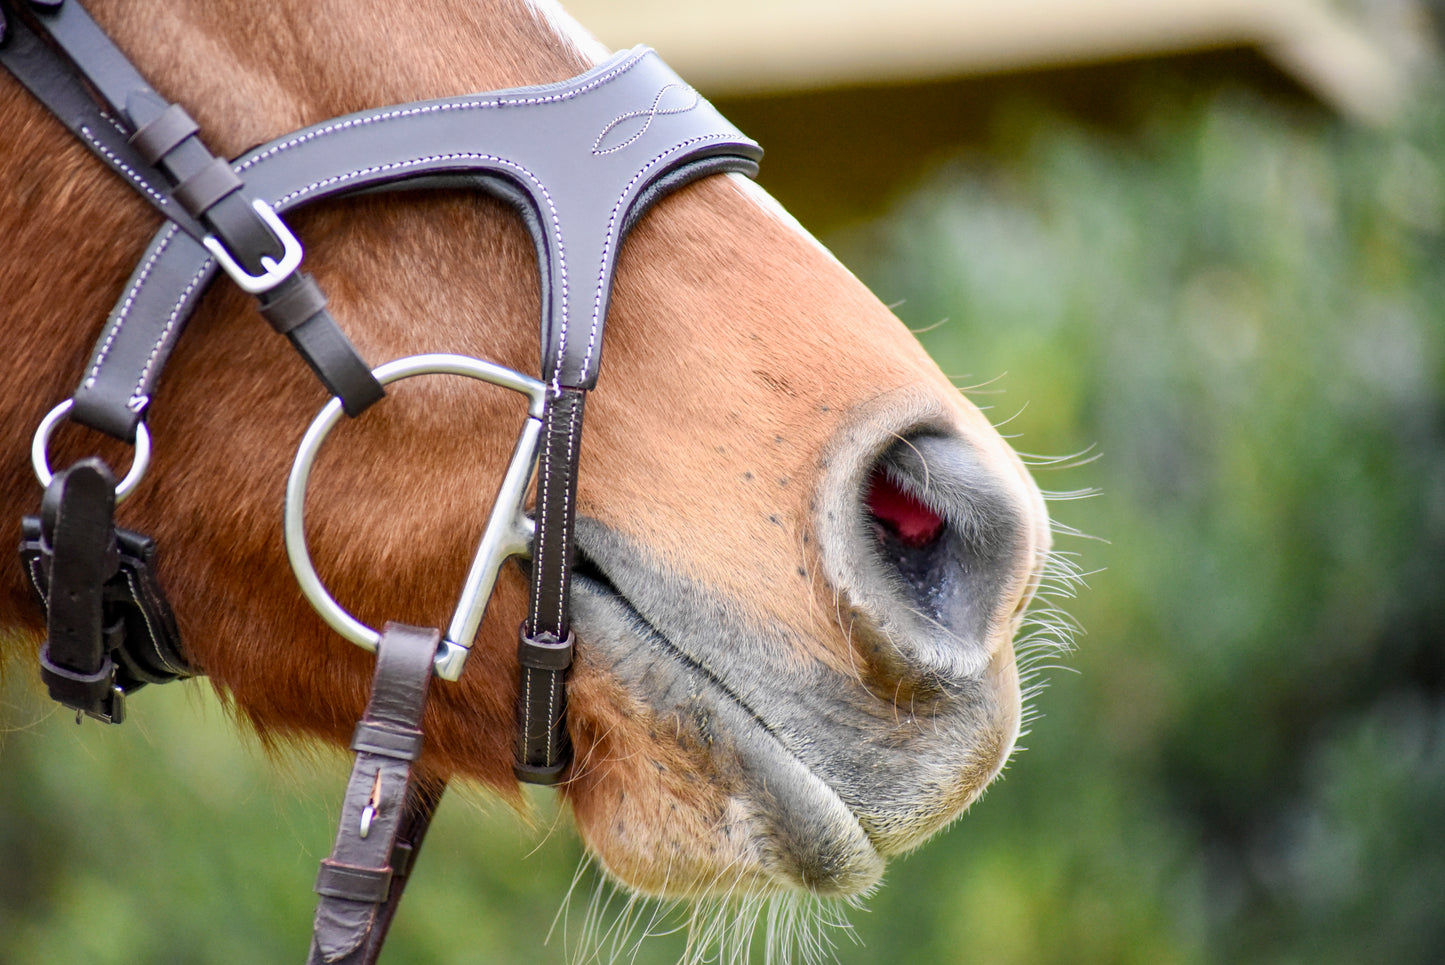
566,0,1431,124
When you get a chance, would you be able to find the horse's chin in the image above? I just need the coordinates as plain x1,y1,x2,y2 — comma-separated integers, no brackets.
559,529,1023,900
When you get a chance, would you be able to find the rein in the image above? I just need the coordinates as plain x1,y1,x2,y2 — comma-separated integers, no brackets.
0,0,760,960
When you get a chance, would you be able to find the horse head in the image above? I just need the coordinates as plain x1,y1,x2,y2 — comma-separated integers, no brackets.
0,0,1056,937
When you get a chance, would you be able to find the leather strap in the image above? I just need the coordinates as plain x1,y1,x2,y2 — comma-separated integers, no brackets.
63,45,760,441
21,515,193,689
282,293,387,417
19,455,195,724
257,271,383,411
514,387,585,778
10,0,273,257
1,0,384,430
0,2,200,235
309,622,439,965
10,10,759,783
46,45,759,777
354,779,444,965
33,458,122,721
11,0,154,127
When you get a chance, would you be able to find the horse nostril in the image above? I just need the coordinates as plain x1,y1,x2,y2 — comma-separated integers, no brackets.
840,435,1029,683
866,466,945,548
863,459,960,634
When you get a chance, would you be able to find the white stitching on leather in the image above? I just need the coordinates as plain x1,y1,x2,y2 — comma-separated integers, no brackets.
79,125,171,206
99,111,130,137
85,224,179,389
131,260,211,406
122,568,179,675
521,664,534,754
545,669,558,762
591,84,698,156
140,151,570,418
578,133,738,383
555,401,582,630
531,404,555,631
26,555,46,601
233,49,650,173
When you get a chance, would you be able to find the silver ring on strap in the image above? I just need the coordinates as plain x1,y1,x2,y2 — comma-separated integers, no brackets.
284,353,546,681
31,399,153,504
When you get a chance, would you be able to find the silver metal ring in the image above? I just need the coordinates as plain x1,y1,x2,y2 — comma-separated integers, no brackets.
31,399,153,504
285,353,546,678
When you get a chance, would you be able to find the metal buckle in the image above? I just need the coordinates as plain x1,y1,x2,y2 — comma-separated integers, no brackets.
31,399,152,504
284,354,546,681
201,198,304,295
83,684,126,725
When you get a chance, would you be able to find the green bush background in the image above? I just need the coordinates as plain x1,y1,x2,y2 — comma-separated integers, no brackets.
4,61,1443,965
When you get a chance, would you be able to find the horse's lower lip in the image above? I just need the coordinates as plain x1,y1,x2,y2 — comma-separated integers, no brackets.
567,568,885,895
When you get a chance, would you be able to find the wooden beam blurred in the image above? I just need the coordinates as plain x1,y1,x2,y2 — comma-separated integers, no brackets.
564,0,1421,124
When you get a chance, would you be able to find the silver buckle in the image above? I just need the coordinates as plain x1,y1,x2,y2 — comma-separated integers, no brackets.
201,198,304,295
284,354,547,681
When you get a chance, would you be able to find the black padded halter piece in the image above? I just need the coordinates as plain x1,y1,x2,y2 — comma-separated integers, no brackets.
2,0,761,960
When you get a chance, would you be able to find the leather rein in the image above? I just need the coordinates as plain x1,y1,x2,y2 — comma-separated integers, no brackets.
0,1,760,961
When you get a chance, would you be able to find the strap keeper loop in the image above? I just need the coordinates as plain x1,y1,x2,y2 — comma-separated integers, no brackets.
389,839,417,878
351,721,424,761
315,860,393,904
129,103,199,165
38,645,125,723
258,272,328,335
172,156,243,218
39,642,115,704
517,627,574,671
513,757,568,785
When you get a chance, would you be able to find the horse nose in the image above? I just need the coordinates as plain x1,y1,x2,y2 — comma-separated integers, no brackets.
820,430,1035,687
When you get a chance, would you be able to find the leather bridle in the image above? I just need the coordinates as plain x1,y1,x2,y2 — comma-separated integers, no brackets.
0,1,761,961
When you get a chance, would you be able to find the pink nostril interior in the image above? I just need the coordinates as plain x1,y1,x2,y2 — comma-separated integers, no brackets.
866,468,945,547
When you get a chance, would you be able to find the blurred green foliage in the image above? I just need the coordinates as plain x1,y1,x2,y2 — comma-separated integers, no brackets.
4,65,1443,965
